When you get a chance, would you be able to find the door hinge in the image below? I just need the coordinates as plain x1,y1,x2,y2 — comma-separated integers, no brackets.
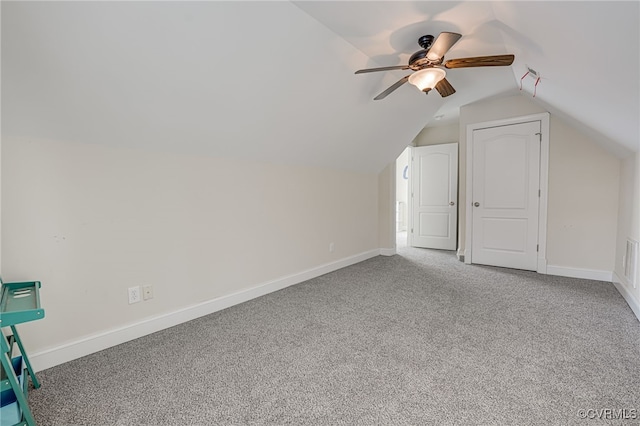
535,132,542,141
537,244,539,252
411,228,414,233
538,189,541,197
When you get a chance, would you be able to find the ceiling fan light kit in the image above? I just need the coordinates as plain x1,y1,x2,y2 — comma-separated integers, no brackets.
408,68,446,93
355,31,515,101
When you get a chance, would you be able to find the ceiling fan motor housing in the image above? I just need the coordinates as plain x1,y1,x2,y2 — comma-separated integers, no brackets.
418,35,434,49
409,49,443,68
410,35,443,68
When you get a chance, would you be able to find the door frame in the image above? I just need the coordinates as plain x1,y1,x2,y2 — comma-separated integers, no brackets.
464,112,550,274
407,146,414,248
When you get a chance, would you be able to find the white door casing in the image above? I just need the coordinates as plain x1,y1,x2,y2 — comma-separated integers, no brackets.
410,143,458,250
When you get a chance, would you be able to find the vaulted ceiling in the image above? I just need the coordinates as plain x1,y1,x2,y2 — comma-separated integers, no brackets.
2,2,638,174
296,1,639,156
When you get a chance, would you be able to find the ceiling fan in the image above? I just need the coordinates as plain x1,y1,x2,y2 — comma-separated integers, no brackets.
355,32,514,100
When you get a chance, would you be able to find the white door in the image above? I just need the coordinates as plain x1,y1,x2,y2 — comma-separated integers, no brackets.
471,121,541,270
410,143,458,250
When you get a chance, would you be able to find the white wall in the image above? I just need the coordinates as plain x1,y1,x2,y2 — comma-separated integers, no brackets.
378,162,395,253
0,120,2,277
395,148,409,232
0,0,2,275
413,123,459,147
459,93,621,275
546,118,620,271
614,152,640,318
2,137,380,367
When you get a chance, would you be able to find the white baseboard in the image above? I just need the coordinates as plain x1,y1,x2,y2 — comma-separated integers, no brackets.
546,265,613,282
613,272,640,322
379,248,396,256
30,249,382,372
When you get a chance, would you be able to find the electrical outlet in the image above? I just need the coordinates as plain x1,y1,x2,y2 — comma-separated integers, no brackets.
329,242,334,253
128,286,142,304
143,285,154,300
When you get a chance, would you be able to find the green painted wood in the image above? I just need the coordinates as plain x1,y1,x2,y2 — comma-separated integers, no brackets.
0,282,45,327
1,280,44,425
0,353,35,426
1,356,19,392
9,327,39,389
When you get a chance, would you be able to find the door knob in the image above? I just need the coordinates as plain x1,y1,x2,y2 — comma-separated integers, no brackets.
474,202,480,207
449,201,455,206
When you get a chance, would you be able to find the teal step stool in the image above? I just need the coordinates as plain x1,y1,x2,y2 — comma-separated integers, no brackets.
1,278,45,426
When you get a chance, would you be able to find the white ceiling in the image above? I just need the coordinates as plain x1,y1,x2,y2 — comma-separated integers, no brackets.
294,1,519,127
296,1,639,154
2,1,638,175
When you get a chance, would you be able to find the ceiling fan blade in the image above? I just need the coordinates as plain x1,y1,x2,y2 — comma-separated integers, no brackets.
374,75,410,100
355,65,410,74
444,54,515,69
427,32,462,61
435,78,456,98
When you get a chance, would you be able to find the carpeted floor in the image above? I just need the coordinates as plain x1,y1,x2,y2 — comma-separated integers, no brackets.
28,245,640,425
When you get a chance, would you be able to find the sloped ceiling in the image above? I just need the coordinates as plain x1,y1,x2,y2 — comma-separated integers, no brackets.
294,1,519,127
1,1,439,173
2,2,638,177
296,1,639,155
493,1,639,156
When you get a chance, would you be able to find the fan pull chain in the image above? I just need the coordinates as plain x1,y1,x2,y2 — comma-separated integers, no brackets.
533,76,541,97
520,71,541,97
519,71,529,90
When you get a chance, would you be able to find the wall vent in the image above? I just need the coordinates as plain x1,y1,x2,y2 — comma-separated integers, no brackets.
623,238,638,288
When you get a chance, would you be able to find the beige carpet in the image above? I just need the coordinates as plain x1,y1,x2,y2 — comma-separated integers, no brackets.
28,246,640,425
